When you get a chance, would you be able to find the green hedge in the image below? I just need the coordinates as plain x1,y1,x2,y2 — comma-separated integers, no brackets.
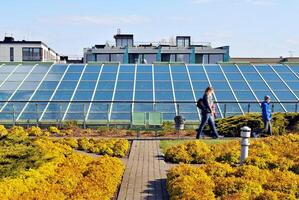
209,113,299,137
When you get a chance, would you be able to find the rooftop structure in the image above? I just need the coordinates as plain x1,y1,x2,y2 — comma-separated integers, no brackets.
84,33,229,64
0,36,61,63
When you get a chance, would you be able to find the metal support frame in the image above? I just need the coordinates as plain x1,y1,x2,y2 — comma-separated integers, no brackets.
218,64,245,115
168,64,178,115
85,64,104,121
185,64,201,120
16,63,55,121
252,64,287,112
0,64,39,112
39,64,71,121
108,63,121,122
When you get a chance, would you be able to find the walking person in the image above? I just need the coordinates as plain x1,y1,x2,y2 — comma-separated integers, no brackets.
261,95,272,135
196,86,221,139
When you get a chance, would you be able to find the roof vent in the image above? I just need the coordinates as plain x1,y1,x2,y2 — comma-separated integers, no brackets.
4,36,14,42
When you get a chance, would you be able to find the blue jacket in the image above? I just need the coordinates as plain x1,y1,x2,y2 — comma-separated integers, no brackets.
261,101,271,121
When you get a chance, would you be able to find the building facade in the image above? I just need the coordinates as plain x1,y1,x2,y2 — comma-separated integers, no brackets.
84,34,230,64
0,36,61,62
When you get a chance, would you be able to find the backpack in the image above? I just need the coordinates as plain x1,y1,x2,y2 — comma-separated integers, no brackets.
196,98,205,110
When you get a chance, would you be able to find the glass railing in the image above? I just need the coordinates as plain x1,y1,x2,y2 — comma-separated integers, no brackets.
0,100,298,125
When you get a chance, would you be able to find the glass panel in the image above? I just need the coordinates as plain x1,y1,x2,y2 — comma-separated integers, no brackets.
19,82,40,90
136,73,152,81
210,81,230,90
81,73,99,80
11,91,34,101
119,65,135,73
49,64,68,73
155,81,172,90
77,81,96,90
192,82,209,91
175,91,194,100
114,91,133,100
0,82,21,90
171,65,187,73
118,73,134,80
116,81,134,90
58,81,78,90
234,91,256,100
67,65,84,73
155,91,174,100
44,73,64,81
31,91,53,100
189,73,208,81
187,65,204,73
97,81,115,90
267,82,289,90
225,73,244,81
154,73,171,80
39,81,59,90
173,81,191,90
230,82,250,90
135,91,153,100
102,65,118,73
73,91,93,100
52,91,73,100
171,73,189,81
135,81,152,90
63,73,81,80
94,91,113,100
137,65,152,73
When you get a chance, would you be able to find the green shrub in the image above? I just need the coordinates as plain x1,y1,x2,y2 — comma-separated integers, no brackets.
27,126,43,136
0,125,8,137
7,126,28,142
167,164,215,200
48,126,60,134
62,120,79,129
165,141,211,164
160,121,174,136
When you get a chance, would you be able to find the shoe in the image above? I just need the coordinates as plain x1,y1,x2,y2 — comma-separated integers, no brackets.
196,135,204,139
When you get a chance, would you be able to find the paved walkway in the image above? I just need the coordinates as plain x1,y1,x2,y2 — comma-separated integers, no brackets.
117,140,169,200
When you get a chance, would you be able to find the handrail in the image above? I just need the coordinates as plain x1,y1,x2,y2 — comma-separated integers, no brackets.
0,100,298,104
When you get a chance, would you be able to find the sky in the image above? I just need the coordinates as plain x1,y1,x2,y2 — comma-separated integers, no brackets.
0,0,298,58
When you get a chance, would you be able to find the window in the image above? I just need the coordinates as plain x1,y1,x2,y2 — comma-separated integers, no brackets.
110,54,124,63
96,54,110,62
22,48,42,61
143,54,156,64
10,47,14,62
209,54,224,64
176,54,189,63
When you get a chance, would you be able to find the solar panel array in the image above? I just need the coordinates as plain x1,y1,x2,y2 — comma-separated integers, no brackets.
0,63,298,123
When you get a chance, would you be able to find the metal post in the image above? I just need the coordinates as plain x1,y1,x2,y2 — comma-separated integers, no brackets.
224,104,227,118
35,103,39,127
12,104,15,126
177,104,180,116
83,104,86,129
295,103,298,113
272,104,275,113
107,103,110,127
59,104,62,128
240,126,251,165
247,103,251,113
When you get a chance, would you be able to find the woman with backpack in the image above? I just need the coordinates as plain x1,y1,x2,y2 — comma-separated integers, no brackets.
196,86,221,139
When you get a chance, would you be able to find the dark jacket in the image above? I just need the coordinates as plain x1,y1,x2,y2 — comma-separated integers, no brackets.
261,101,271,121
202,94,212,114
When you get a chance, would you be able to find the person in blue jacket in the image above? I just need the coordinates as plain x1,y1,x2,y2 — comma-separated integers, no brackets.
261,95,272,135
